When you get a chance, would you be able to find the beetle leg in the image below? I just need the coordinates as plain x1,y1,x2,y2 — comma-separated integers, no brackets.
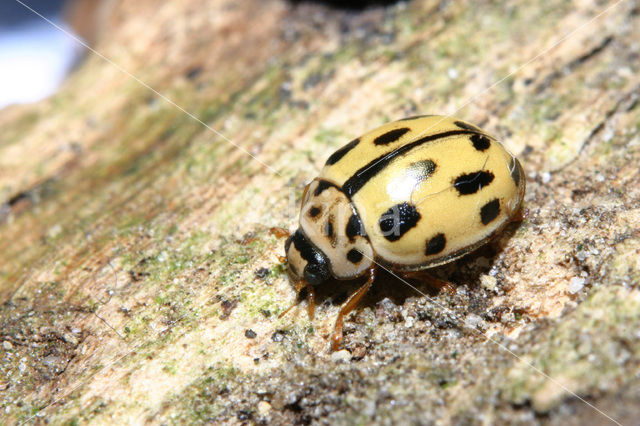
423,273,456,294
241,236,259,245
269,227,290,238
400,270,456,294
331,266,376,351
279,279,306,319
279,280,316,321
245,227,290,245
510,206,529,222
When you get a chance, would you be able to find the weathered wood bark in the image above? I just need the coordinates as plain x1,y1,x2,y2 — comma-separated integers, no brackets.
1,0,639,424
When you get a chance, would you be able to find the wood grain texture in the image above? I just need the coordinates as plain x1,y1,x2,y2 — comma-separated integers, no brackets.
1,0,639,423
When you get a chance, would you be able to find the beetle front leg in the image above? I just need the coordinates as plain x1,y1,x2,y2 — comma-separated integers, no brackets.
279,280,316,321
331,266,376,351
279,279,306,319
269,227,290,238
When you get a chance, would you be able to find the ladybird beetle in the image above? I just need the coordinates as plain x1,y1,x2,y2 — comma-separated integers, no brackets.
282,115,525,350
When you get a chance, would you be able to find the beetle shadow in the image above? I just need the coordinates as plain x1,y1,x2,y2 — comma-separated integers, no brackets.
307,221,521,316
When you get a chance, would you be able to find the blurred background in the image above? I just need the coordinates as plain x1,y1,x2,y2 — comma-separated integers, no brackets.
0,0,98,109
0,0,399,110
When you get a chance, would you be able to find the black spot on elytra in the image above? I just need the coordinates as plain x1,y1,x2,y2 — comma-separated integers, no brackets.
454,171,495,195
480,199,501,225
454,120,483,133
346,213,367,241
308,206,321,218
313,180,338,196
379,202,421,242
470,134,491,151
342,130,472,198
409,159,436,181
509,156,521,187
373,127,411,145
325,138,359,165
425,233,446,255
346,249,363,264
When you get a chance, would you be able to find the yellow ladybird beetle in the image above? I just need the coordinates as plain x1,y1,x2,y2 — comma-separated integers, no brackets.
280,115,525,350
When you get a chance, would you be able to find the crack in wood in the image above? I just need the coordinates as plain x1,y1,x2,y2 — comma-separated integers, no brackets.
535,35,615,93
555,84,640,172
578,85,640,155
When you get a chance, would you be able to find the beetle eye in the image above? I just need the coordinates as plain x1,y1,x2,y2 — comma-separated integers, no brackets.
304,262,329,286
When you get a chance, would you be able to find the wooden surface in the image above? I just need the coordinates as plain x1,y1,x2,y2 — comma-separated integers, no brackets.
1,0,639,424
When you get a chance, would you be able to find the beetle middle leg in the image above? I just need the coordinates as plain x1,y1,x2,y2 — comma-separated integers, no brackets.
331,266,377,351
400,270,456,294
